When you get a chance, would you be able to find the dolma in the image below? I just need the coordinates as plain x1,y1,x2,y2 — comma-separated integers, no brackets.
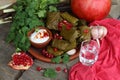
61,12,79,26
47,46,64,56
52,39,69,51
78,26,91,42
60,27,79,42
66,40,77,51
46,12,60,30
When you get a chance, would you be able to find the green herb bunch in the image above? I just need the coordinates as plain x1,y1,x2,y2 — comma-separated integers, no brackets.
6,0,60,51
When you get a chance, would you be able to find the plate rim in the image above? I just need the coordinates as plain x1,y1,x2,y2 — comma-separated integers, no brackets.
28,47,79,63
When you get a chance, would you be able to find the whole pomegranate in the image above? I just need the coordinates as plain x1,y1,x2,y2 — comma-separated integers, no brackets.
71,0,111,22
8,52,33,70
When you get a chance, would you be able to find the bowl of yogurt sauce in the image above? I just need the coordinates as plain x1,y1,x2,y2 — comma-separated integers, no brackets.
28,27,52,48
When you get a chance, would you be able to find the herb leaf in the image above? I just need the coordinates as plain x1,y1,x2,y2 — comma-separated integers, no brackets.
51,54,70,64
44,68,57,78
49,6,58,12
37,10,47,18
62,54,70,64
51,56,61,63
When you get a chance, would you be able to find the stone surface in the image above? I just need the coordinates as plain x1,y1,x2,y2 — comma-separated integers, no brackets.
0,23,21,80
66,58,79,69
110,0,120,18
0,0,16,8
110,5,120,18
19,60,69,80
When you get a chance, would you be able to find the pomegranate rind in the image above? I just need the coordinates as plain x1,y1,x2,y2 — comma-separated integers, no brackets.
8,61,31,70
8,52,33,70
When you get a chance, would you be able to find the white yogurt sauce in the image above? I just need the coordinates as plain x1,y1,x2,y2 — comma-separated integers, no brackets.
30,29,49,43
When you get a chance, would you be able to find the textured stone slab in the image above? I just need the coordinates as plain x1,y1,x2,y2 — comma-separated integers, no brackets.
66,58,79,69
110,5,120,18
110,0,120,18
19,60,68,80
0,64,21,80
0,0,16,7
0,24,21,80
112,0,118,5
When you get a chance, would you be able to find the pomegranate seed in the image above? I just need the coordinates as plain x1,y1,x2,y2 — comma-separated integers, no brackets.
58,20,73,30
54,35,57,39
56,67,61,71
53,47,58,52
66,24,72,30
48,54,51,58
58,36,63,40
84,29,89,33
50,55,54,58
23,63,27,66
42,49,46,53
58,22,65,31
54,33,59,39
55,33,59,37
45,53,49,57
63,68,68,73
62,20,68,24
48,54,54,58
36,66,42,71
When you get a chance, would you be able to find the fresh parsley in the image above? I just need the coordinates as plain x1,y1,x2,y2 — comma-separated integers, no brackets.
62,54,70,64
52,56,61,63
44,68,57,78
52,54,70,64
6,0,60,51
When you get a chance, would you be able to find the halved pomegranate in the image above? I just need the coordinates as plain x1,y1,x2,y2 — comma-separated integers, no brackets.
8,52,33,70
